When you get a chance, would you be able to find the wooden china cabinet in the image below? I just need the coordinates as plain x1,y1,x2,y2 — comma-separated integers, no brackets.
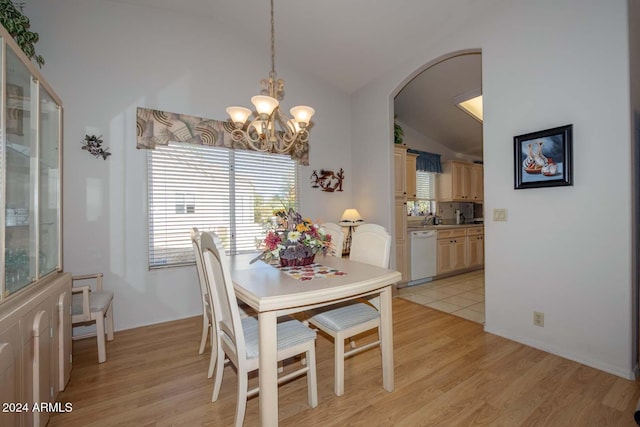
0,23,71,427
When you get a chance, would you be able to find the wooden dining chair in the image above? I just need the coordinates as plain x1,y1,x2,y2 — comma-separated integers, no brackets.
71,273,114,363
306,223,392,396
190,228,217,378
200,231,319,427
320,222,345,257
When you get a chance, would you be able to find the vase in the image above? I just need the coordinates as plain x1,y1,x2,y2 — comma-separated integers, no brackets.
279,254,315,267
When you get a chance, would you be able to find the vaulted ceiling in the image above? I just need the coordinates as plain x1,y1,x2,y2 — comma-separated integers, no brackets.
108,0,487,156
394,53,483,158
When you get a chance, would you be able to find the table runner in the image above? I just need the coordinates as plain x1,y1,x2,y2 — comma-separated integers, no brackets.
276,262,347,281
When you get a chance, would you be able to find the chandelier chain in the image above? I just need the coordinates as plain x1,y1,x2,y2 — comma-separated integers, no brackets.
224,0,314,157
270,0,276,77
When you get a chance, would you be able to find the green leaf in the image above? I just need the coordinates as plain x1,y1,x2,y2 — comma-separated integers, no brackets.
0,1,44,67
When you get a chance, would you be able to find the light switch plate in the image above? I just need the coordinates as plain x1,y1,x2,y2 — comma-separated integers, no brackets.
493,208,507,221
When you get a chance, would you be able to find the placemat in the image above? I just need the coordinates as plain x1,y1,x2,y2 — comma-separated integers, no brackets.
276,263,347,281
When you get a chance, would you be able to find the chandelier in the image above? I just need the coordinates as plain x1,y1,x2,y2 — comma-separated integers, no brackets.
225,0,315,155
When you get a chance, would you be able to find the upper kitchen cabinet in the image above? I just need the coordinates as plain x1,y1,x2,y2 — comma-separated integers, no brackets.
393,146,419,200
394,146,407,198
406,152,418,200
436,160,483,202
1,27,63,302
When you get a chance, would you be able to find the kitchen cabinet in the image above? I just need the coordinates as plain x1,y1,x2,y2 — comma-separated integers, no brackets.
394,146,407,198
467,227,484,268
436,161,483,202
470,164,483,201
394,198,408,281
436,228,467,275
406,153,418,200
394,148,421,281
436,226,484,276
393,146,414,281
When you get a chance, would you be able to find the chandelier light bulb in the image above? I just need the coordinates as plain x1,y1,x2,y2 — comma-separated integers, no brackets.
290,106,315,127
226,106,252,126
251,95,279,117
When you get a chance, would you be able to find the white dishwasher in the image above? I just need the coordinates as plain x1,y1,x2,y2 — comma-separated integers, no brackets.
409,230,437,286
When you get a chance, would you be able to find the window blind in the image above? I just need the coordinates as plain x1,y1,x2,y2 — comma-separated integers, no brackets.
416,171,435,200
147,142,298,269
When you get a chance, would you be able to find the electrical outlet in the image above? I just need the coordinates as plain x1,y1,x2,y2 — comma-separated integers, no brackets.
533,311,544,327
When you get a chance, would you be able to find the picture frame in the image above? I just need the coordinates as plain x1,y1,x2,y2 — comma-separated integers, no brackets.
514,124,573,189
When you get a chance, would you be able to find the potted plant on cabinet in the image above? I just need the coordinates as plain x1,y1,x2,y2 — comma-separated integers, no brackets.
0,0,44,67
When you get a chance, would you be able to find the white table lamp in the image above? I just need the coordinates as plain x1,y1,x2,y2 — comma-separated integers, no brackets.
338,208,364,256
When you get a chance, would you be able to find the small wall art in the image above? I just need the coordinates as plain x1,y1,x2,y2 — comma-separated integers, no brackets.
81,134,111,160
514,124,573,189
310,168,344,192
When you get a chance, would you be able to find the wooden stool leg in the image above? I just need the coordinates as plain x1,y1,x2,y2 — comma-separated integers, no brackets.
106,302,114,341
96,312,107,363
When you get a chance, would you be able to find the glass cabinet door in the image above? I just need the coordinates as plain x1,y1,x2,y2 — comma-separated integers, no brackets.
4,47,36,295
38,86,60,277
0,30,62,302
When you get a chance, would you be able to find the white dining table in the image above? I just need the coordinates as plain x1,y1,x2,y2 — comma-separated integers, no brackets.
228,253,401,427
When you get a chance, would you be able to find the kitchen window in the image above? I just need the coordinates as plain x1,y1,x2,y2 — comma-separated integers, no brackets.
407,171,436,215
147,142,298,269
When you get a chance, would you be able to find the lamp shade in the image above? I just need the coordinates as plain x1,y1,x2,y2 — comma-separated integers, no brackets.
226,106,252,125
340,208,363,224
290,105,315,127
251,95,279,116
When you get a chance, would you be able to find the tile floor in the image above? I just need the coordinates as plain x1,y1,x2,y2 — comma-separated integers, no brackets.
396,269,485,324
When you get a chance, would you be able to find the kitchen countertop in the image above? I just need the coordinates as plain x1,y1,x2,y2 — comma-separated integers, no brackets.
407,223,484,231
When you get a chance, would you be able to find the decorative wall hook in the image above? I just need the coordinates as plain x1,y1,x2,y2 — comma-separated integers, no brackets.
81,134,111,160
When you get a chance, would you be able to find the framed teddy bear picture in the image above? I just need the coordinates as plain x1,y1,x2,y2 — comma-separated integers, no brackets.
514,124,573,189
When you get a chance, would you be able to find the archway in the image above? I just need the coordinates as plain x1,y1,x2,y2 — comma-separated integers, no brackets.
392,50,485,325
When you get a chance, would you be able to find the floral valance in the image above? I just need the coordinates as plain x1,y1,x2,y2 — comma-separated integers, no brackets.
407,149,442,173
136,107,309,165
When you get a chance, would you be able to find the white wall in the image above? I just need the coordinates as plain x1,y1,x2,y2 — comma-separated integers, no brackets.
27,0,352,330
352,0,635,378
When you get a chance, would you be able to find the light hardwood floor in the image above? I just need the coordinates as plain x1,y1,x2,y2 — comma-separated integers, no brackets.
49,298,640,426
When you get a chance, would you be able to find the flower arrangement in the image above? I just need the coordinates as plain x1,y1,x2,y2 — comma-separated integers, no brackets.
255,208,333,266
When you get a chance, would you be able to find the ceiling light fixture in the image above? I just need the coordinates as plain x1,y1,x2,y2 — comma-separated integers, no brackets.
454,89,483,122
225,0,315,155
